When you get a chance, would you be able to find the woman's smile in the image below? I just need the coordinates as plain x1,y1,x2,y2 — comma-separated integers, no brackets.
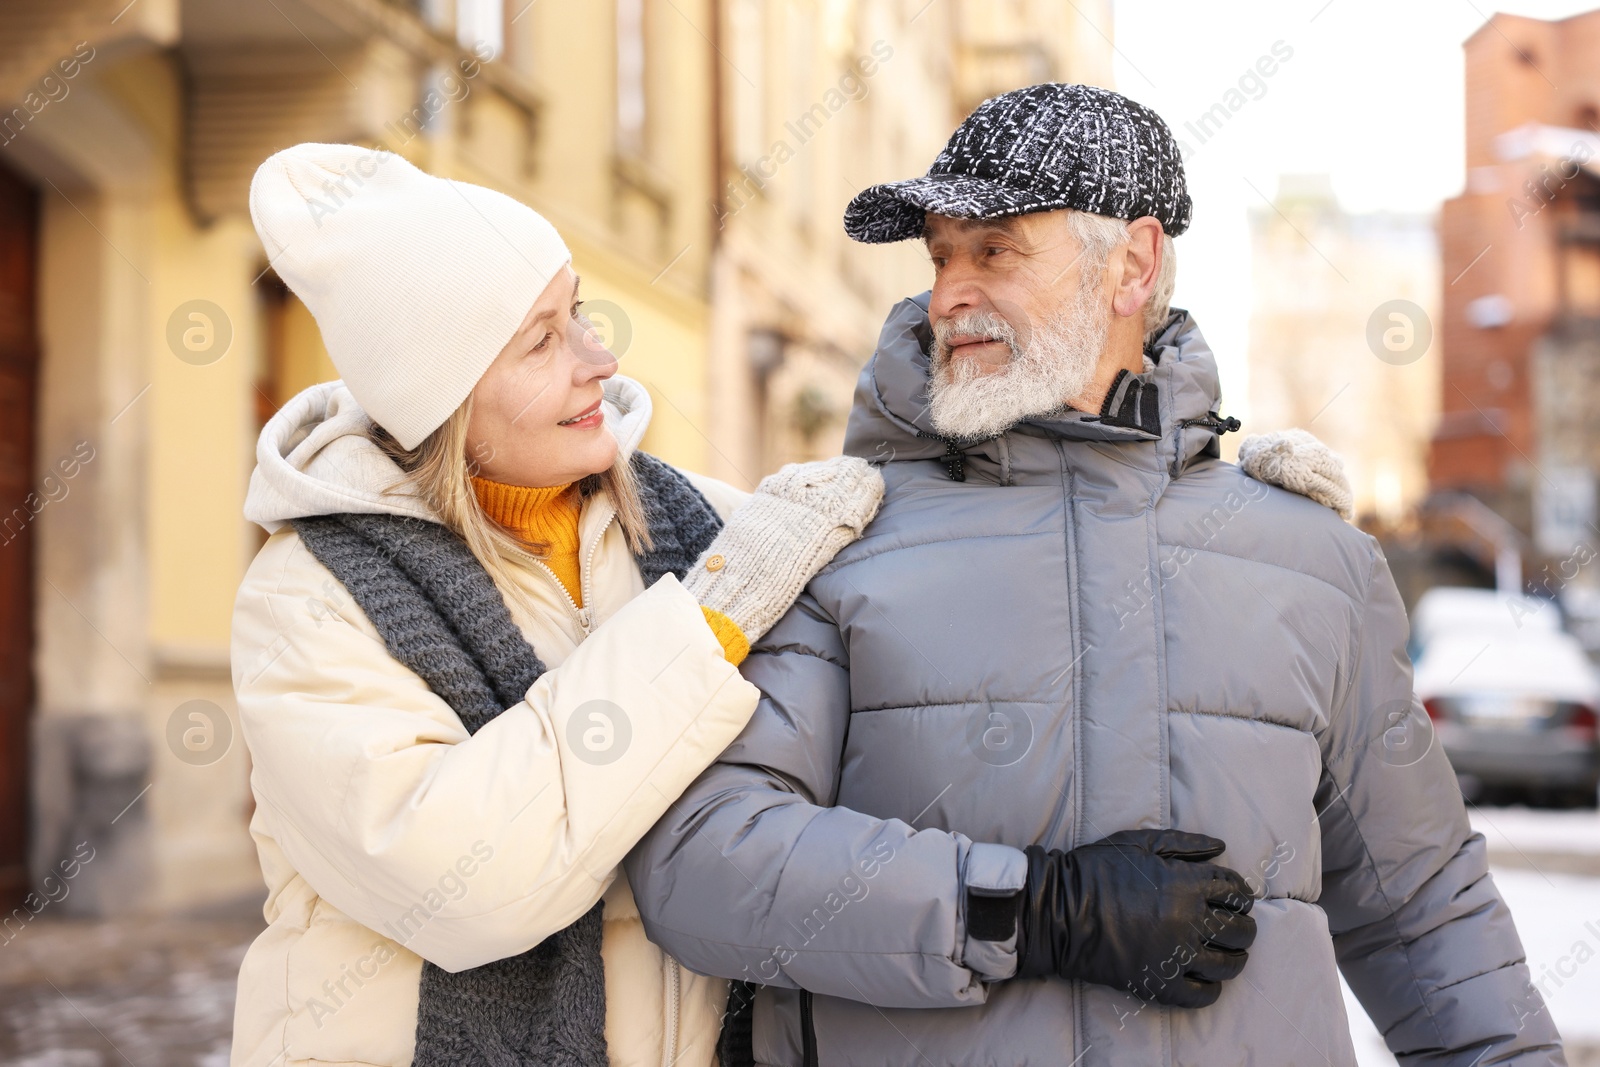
557,399,604,429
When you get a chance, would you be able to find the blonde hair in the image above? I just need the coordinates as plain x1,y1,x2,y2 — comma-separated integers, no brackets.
1064,209,1178,343
369,396,653,611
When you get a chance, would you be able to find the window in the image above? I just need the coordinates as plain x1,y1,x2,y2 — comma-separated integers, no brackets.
616,0,647,158
1562,242,1600,316
784,1,814,225
457,0,504,59
729,0,765,166
417,0,504,57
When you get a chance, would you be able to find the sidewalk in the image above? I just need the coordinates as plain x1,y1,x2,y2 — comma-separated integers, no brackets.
0,896,263,1067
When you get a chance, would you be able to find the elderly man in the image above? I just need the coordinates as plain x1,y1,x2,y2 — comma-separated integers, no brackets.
628,84,1560,1066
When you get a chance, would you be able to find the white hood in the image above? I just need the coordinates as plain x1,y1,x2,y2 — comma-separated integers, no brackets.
244,375,655,533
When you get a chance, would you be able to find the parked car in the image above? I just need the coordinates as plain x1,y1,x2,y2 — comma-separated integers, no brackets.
1560,585,1600,665
1413,618,1600,801
1408,586,1560,661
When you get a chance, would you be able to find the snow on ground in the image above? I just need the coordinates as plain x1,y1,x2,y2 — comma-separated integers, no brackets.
1493,867,1600,1042
1470,805,1600,858
1344,977,1399,1067
1344,861,1600,1065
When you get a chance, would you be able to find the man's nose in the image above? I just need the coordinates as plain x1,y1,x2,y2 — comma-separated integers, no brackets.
929,264,983,325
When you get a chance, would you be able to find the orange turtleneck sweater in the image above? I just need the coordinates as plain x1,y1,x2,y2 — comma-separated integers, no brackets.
471,476,748,664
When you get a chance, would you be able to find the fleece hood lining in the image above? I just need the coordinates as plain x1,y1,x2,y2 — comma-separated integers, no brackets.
243,375,654,534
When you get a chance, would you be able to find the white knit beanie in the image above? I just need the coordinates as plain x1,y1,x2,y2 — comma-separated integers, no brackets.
248,143,571,449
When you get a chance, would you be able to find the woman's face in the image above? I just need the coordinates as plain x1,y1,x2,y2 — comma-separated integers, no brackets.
466,267,620,488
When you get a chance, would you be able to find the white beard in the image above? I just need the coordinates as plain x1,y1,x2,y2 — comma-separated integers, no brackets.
926,281,1110,441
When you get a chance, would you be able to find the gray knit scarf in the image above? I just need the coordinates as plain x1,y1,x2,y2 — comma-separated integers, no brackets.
291,452,727,1067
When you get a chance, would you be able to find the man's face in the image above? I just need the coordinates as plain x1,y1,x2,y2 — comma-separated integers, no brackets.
921,211,1113,439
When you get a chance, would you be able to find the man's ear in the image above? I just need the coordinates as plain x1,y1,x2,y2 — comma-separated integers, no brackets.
1111,216,1163,321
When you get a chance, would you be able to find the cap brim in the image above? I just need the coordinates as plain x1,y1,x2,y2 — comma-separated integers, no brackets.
843,174,1068,243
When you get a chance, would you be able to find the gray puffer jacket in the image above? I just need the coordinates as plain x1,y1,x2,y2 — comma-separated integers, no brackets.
628,296,1562,1067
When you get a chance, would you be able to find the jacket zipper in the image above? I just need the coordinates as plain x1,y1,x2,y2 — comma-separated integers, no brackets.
527,557,591,632
661,955,680,1067
1055,444,1087,1065
579,511,616,623
508,510,616,636
800,990,817,1067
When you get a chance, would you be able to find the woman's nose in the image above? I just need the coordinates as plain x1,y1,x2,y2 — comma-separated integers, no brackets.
573,320,619,378
573,342,618,381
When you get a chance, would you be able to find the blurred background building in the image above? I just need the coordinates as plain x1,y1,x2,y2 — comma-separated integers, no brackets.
0,0,1114,926
1428,9,1600,586
1246,173,1440,526
1238,9,1600,620
706,0,1112,481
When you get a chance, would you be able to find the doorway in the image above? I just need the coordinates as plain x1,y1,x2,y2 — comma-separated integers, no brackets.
0,159,39,910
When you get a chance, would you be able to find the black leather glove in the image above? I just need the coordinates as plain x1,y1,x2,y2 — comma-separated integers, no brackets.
1013,829,1256,1008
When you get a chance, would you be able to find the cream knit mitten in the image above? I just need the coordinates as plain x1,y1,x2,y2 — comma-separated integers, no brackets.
1238,429,1354,520
683,456,885,644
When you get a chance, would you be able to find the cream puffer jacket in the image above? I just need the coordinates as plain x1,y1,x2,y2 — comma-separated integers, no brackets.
229,376,759,1067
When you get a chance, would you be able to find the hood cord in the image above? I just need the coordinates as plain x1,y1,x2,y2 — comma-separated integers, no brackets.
1179,412,1241,435
942,438,968,482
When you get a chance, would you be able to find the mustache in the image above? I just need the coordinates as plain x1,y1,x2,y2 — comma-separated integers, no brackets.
931,310,1019,366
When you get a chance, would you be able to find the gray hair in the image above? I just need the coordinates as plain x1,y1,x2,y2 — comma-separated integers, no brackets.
1063,210,1177,343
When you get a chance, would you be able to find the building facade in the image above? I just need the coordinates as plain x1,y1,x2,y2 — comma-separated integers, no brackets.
704,0,1113,483
1246,174,1440,527
0,0,725,918
1431,10,1600,560
0,0,1112,916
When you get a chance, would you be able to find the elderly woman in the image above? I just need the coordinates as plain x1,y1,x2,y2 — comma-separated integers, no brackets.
228,143,882,1067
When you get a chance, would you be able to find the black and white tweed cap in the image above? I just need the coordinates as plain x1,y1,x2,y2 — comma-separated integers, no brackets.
844,83,1191,243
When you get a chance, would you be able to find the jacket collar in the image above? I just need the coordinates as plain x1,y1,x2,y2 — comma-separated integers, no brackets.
842,292,1234,479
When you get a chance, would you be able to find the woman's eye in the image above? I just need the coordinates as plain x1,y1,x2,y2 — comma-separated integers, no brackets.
531,331,552,352
985,246,1007,257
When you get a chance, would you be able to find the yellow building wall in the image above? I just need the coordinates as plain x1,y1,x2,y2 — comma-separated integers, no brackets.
65,53,263,908
19,0,726,916
92,54,255,656
276,296,337,400
147,208,261,652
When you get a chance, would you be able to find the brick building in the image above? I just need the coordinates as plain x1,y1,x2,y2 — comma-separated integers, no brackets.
1432,10,1600,558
